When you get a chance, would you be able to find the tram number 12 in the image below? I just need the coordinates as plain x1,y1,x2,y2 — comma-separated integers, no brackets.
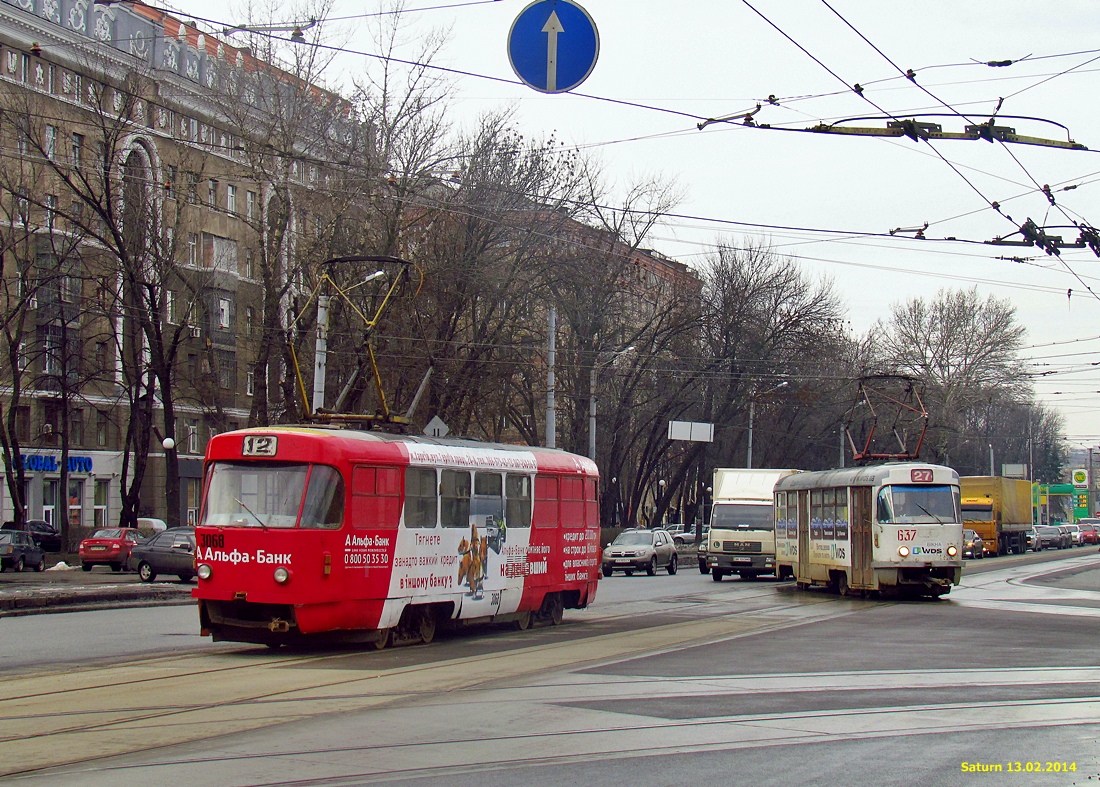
243,435,279,457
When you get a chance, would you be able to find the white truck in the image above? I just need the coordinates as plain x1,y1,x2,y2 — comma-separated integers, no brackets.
707,468,799,581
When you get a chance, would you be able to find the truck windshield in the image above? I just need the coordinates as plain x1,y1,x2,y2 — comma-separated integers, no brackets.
201,461,345,529
877,484,959,525
961,505,994,522
711,503,772,531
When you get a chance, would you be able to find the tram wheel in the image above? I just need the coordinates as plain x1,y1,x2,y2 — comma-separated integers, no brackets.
834,572,849,597
539,593,564,626
512,610,532,631
417,608,437,644
371,629,391,650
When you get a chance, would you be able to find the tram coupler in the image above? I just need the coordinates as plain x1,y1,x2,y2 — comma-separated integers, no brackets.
268,618,291,633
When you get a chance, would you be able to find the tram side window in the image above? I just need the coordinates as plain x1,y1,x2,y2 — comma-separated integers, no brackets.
775,492,786,537
876,488,893,524
834,488,850,540
506,474,532,528
533,475,559,528
441,469,471,527
404,467,437,528
473,472,504,525
299,465,345,529
809,489,823,540
561,476,584,527
351,466,401,529
584,478,598,527
822,489,835,540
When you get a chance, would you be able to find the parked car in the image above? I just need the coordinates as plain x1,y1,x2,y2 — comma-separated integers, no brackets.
136,517,169,532
0,531,46,572
662,523,698,546
1,520,63,552
129,527,196,582
602,528,678,577
1078,523,1099,545
962,529,985,559
1056,524,1074,548
78,528,146,572
1063,523,1084,546
1033,525,1062,550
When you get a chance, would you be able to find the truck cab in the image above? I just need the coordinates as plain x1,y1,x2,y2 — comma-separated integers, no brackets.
707,468,799,581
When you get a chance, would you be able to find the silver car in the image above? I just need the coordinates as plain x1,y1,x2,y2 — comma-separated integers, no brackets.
601,529,678,577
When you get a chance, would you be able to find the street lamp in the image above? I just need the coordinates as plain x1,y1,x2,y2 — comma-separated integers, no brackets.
589,346,635,461
747,381,788,469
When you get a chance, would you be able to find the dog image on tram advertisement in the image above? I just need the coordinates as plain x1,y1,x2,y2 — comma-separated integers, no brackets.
193,429,602,647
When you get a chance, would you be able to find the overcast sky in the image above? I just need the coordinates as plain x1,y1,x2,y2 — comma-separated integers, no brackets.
180,0,1100,448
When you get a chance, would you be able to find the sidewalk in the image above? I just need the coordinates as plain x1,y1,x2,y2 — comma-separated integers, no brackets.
0,556,194,616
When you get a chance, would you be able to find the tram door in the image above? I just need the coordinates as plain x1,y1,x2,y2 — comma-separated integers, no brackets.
797,490,810,581
850,486,873,588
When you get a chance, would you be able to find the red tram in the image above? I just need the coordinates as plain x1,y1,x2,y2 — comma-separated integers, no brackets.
193,426,601,646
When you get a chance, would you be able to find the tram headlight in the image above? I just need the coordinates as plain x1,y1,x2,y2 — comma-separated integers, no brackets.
197,563,212,580
946,545,958,557
273,566,291,584
898,545,911,558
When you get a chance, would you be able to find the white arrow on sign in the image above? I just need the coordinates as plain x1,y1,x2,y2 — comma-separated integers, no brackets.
542,10,564,92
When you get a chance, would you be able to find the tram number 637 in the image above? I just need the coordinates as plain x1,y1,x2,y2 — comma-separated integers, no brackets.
898,529,918,542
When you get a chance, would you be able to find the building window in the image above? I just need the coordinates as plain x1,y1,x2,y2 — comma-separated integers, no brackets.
44,125,57,160
218,298,231,329
187,420,198,453
165,164,177,199
17,339,28,371
246,369,254,396
96,410,109,447
207,179,218,208
15,407,30,441
165,290,176,323
71,132,84,169
71,410,84,445
245,305,255,335
44,194,57,229
68,479,83,528
94,479,109,528
187,233,198,266
95,341,109,370
226,184,236,214
187,173,198,204
246,190,256,221
245,248,255,279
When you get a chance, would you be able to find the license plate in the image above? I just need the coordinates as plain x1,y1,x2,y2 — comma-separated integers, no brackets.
89,546,107,551
732,557,751,563
615,559,632,564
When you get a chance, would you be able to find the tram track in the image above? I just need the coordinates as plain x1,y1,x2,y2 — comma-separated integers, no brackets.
0,587,874,778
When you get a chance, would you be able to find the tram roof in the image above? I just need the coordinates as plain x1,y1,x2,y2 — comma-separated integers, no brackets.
775,463,959,491
209,425,599,476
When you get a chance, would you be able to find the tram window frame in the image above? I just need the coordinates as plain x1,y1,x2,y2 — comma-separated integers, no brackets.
472,471,504,525
299,465,345,529
584,478,599,527
775,491,787,538
441,469,471,528
809,488,823,540
561,476,584,528
834,487,850,540
533,474,559,528
351,465,401,529
876,487,893,524
506,474,532,528
403,467,438,528
822,488,836,540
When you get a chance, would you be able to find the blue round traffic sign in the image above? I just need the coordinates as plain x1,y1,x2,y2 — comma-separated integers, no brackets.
508,0,599,94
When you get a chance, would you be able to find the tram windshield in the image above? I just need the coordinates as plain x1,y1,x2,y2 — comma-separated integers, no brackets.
711,503,772,531
201,461,345,529
876,484,960,525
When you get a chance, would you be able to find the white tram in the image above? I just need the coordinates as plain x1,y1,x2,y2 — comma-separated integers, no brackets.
774,463,963,597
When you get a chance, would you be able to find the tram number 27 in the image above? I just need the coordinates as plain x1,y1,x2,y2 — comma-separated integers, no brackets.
897,529,918,542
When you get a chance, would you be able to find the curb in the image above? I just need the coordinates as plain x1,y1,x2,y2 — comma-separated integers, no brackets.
0,586,195,617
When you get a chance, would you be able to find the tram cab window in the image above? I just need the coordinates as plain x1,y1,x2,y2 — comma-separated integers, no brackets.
404,467,437,528
877,484,959,524
584,478,598,527
506,474,532,528
300,465,345,529
441,470,471,527
201,461,309,528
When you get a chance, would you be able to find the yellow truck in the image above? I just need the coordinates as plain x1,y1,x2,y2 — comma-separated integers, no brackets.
959,476,1033,556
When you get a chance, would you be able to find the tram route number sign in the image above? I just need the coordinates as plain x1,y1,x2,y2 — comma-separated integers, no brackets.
508,0,599,94
243,435,278,457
